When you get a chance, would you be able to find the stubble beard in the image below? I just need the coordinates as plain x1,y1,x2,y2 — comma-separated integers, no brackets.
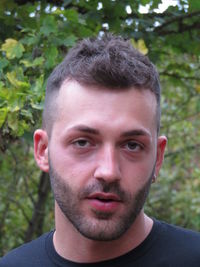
49,161,153,242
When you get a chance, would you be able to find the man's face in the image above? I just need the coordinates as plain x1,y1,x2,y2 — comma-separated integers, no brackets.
46,80,166,241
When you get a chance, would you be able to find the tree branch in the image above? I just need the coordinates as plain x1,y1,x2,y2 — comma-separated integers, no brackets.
23,171,51,242
160,71,200,81
154,11,200,32
160,21,200,35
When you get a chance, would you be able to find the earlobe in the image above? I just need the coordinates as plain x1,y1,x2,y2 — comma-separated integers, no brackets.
34,129,49,173
155,135,167,177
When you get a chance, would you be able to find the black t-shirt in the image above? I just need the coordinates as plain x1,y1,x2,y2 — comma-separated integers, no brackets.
1,219,200,266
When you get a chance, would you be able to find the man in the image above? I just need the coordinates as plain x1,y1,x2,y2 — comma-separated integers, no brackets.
1,34,200,266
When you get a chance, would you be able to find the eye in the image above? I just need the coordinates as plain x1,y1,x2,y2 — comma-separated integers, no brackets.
72,139,91,148
124,141,143,152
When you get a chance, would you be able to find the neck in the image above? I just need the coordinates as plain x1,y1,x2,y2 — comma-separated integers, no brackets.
53,204,153,263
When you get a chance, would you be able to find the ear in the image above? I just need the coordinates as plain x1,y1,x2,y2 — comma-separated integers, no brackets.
155,135,167,177
34,129,49,173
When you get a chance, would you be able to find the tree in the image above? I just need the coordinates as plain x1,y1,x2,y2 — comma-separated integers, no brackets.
0,0,200,254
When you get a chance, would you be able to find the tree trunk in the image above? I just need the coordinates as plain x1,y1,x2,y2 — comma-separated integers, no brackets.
24,172,51,242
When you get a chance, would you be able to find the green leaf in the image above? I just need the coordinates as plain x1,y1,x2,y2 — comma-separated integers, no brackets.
151,0,162,9
7,111,19,132
21,109,33,122
44,46,58,69
6,71,30,90
0,81,4,89
188,0,200,10
40,16,57,36
140,0,150,4
20,57,44,68
1,39,25,59
0,58,9,70
31,74,44,93
64,9,79,22
31,102,44,110
63,35,77,47
0,107,8,127
21,34,39,46
0,87,11,101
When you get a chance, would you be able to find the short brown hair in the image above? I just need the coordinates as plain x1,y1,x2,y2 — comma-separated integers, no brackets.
43,34,161,134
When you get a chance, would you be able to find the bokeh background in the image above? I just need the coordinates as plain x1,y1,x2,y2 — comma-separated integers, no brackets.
0,0,200,254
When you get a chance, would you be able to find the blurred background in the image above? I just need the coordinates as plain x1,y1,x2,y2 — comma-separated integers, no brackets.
0,0,200,254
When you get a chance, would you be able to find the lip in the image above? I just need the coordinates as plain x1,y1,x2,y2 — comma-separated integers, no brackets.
86,192,122,213
87,192,121,201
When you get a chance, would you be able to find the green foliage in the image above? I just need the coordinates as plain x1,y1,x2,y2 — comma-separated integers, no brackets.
0,0,200,254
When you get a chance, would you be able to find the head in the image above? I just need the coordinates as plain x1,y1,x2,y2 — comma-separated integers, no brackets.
34,34,167,242
43,34,161,136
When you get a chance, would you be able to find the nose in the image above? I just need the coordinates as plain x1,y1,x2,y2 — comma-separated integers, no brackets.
93,145,121,183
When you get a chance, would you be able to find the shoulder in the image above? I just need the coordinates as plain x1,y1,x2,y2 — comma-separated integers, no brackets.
153,220,200,265
157,219,200,243
0,231,54,267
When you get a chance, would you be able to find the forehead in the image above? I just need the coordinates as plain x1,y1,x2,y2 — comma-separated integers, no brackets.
52,80,157,137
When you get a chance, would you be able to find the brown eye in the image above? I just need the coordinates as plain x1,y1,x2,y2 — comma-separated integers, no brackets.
73,139,90,148
125,141,142,152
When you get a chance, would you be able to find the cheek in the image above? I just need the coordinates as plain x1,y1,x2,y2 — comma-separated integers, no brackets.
121,157,155,190
49,145,96,184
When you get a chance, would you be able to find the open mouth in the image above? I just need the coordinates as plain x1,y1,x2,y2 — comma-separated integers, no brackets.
94,198,114,203
86,193,122,213
87,193,121,203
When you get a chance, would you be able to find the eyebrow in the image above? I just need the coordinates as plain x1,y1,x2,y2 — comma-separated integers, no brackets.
68,125,100,135
67,125,150,138
120,129,151,138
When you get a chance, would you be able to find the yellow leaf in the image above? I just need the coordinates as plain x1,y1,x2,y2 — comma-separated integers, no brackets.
1,38,25,59
137,39,148,55
195,84,200,93
130,38,148,55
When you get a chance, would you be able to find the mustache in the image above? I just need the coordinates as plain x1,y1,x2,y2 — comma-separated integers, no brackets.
79,180,129,202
